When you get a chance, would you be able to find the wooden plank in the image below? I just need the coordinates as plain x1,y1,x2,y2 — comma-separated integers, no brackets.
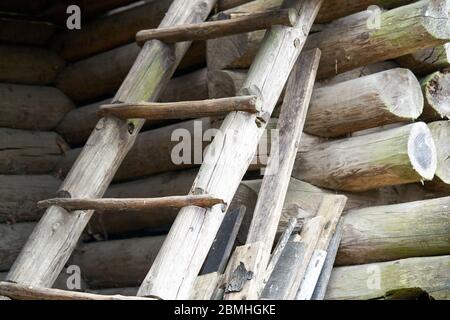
190,272,221,300
6,0,217,289
201,206,246,275
0,282,152,300
38,195,225,211
295,195,347,299
136,9,296,44
137,0,324,300
311,218,344,300
99,95,260,120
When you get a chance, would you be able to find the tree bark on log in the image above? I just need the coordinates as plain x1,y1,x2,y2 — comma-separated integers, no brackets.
0,128,70,174
420,70,450,121
207,1,450,78
337,196,450,266
305,68,423,137
397,43,450,75
0,18,55,46
51,0,173,61
0,45,65,85
0,83,74,130
325,255,450,300
6,0,217,289
56,41,206,102
0,175,60,223
138,0,324,300
56,68,209,146
292,122,437,192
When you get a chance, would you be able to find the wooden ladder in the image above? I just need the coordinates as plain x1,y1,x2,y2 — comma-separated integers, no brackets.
4,0,324,300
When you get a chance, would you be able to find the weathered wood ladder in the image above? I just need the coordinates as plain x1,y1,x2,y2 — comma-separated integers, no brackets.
3,0,324,300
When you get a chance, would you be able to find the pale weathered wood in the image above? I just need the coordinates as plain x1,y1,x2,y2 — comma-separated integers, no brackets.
295,196,347,300
137,9,296,44
0,282,151,300
223,242,266,300
0,128,70,174
426,121,450,191
305,68,423,137
138,0,324,300
397,43,450,75
261,217,324,299
51,0,173,61
99,95,259,120
420,70,450,121
208,1,450,78
38,195,225,211
246,49,320,253
311,218,344,300
190,272,221,300
0,175,60,223
56,41,206,102
0,83,74,130
244,50,320,295
293,122,437,192
219,0,415,24
56,68,209,145
0,45,65,85
0,18,55,46
325,255,450,300
6,0,217,289
337,196,450,266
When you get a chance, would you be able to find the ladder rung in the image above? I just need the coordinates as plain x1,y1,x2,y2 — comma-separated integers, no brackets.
98,95,260,120
136,9,297,45
37,195,225,211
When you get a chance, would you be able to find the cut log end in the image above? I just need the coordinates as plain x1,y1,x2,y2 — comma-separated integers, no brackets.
408,122,437,181
423,70,450,120
382,68,423,119
423,0,450,40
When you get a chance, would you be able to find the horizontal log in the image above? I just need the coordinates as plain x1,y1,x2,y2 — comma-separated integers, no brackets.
0,128,70,174
56,117,217,181
305,68,423,137
0,45,65,85
397,43,450,75
70,236,166,288
220,0,415,24
56,42,205,102
99,95,259,120
208,1,450,77
0,83,74,130
0,282,151,300
0,222,36,271
0,18,55,46
420,70,450,121
136,9,296,44
0,175,60,223
56,68,208,145
293,122,437,192
38,195,225,211
337,196,450,266
51,0,173,61
325,255,450,300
